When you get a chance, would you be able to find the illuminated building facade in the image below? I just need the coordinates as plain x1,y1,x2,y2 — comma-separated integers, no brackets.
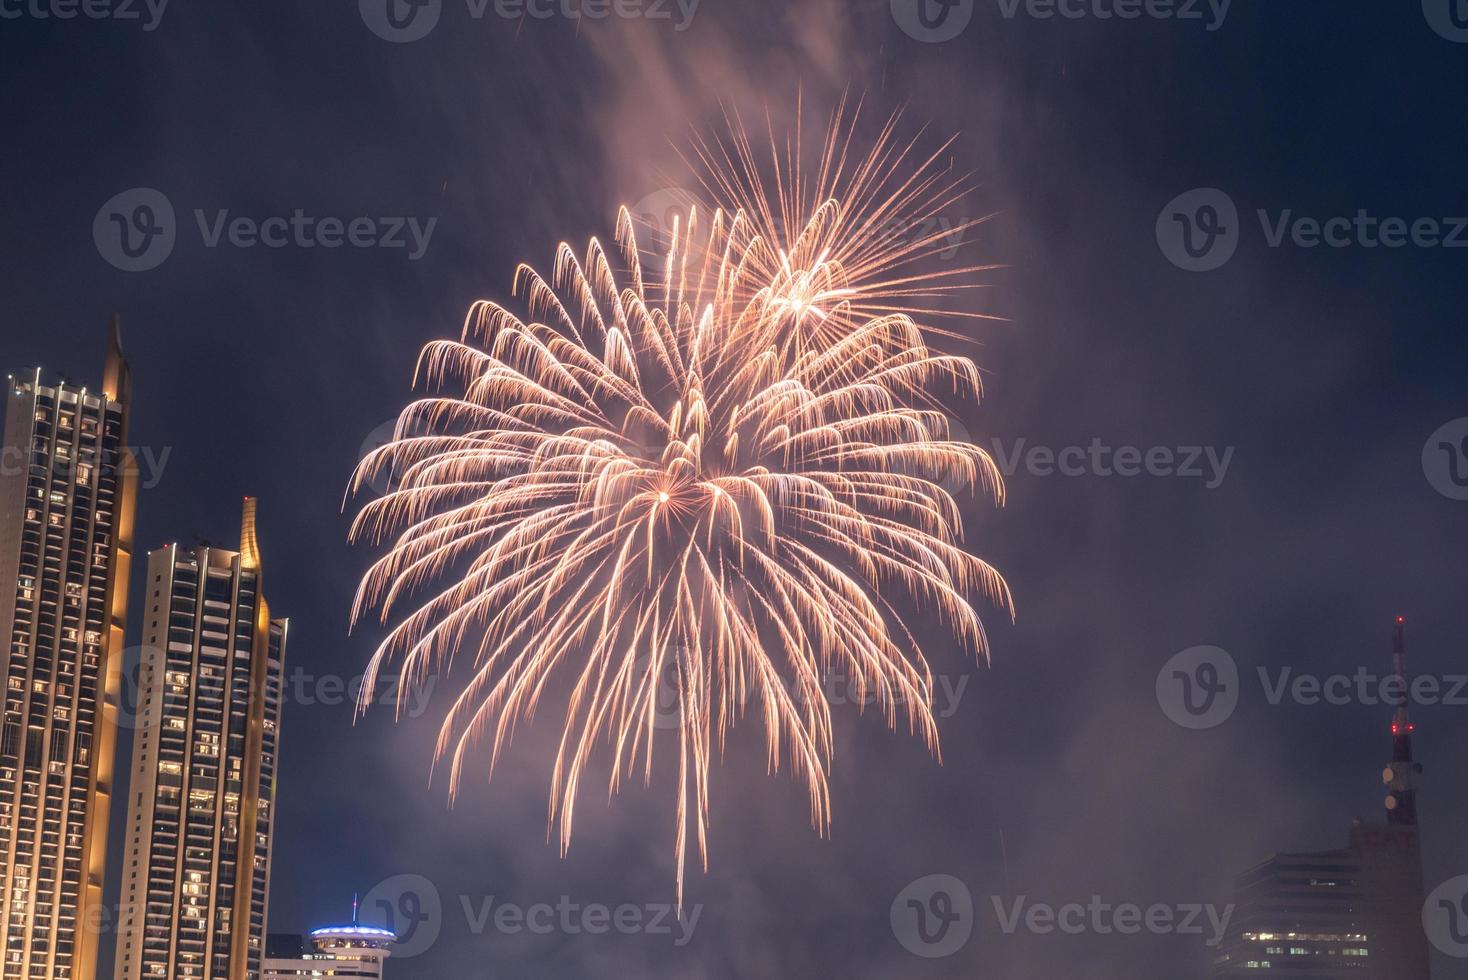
1212,847,1371,975
0,325,136,980
262,905,395,980
112,499,286,980
1210,620,1431,979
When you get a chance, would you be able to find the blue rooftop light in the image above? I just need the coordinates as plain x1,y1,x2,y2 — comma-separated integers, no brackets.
307,894,398,942
309,923,397,940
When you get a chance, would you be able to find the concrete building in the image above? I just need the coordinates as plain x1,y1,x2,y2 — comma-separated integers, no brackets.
262,904,395,979
112,499,287,979
1211,619,1431,979
1213,844,1372,974
0,324,137,980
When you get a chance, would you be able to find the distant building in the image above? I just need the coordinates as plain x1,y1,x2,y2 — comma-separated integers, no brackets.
0,323,137,980
1210,619,1431,979
262,903,395,979
1350,819,1430,979
1213,839,1373,974
112,499,287,980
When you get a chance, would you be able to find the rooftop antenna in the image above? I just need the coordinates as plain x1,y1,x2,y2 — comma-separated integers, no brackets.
1383,616,1422,827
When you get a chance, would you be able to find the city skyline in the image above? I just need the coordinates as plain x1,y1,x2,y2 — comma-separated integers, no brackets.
2,297,1459,977
3,3,1468,976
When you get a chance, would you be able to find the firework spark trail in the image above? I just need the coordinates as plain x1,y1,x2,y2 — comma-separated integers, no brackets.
348,113,1013,905
680,94,1006,350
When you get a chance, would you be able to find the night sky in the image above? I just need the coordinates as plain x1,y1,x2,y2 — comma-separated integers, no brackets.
3,2,1467,977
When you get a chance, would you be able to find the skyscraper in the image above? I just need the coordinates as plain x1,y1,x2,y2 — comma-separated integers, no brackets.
0,323,137,980
113,499,287,980
1210,619,1431,979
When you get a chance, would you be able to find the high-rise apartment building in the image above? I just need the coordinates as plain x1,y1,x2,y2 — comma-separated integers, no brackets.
0,324,137,980
113,499,286,980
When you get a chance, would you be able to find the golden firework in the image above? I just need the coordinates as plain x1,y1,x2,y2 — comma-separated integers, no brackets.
348,111,1012,904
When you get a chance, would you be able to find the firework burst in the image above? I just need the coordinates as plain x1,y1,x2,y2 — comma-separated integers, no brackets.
348,110,1012,903
676,95,1005,349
